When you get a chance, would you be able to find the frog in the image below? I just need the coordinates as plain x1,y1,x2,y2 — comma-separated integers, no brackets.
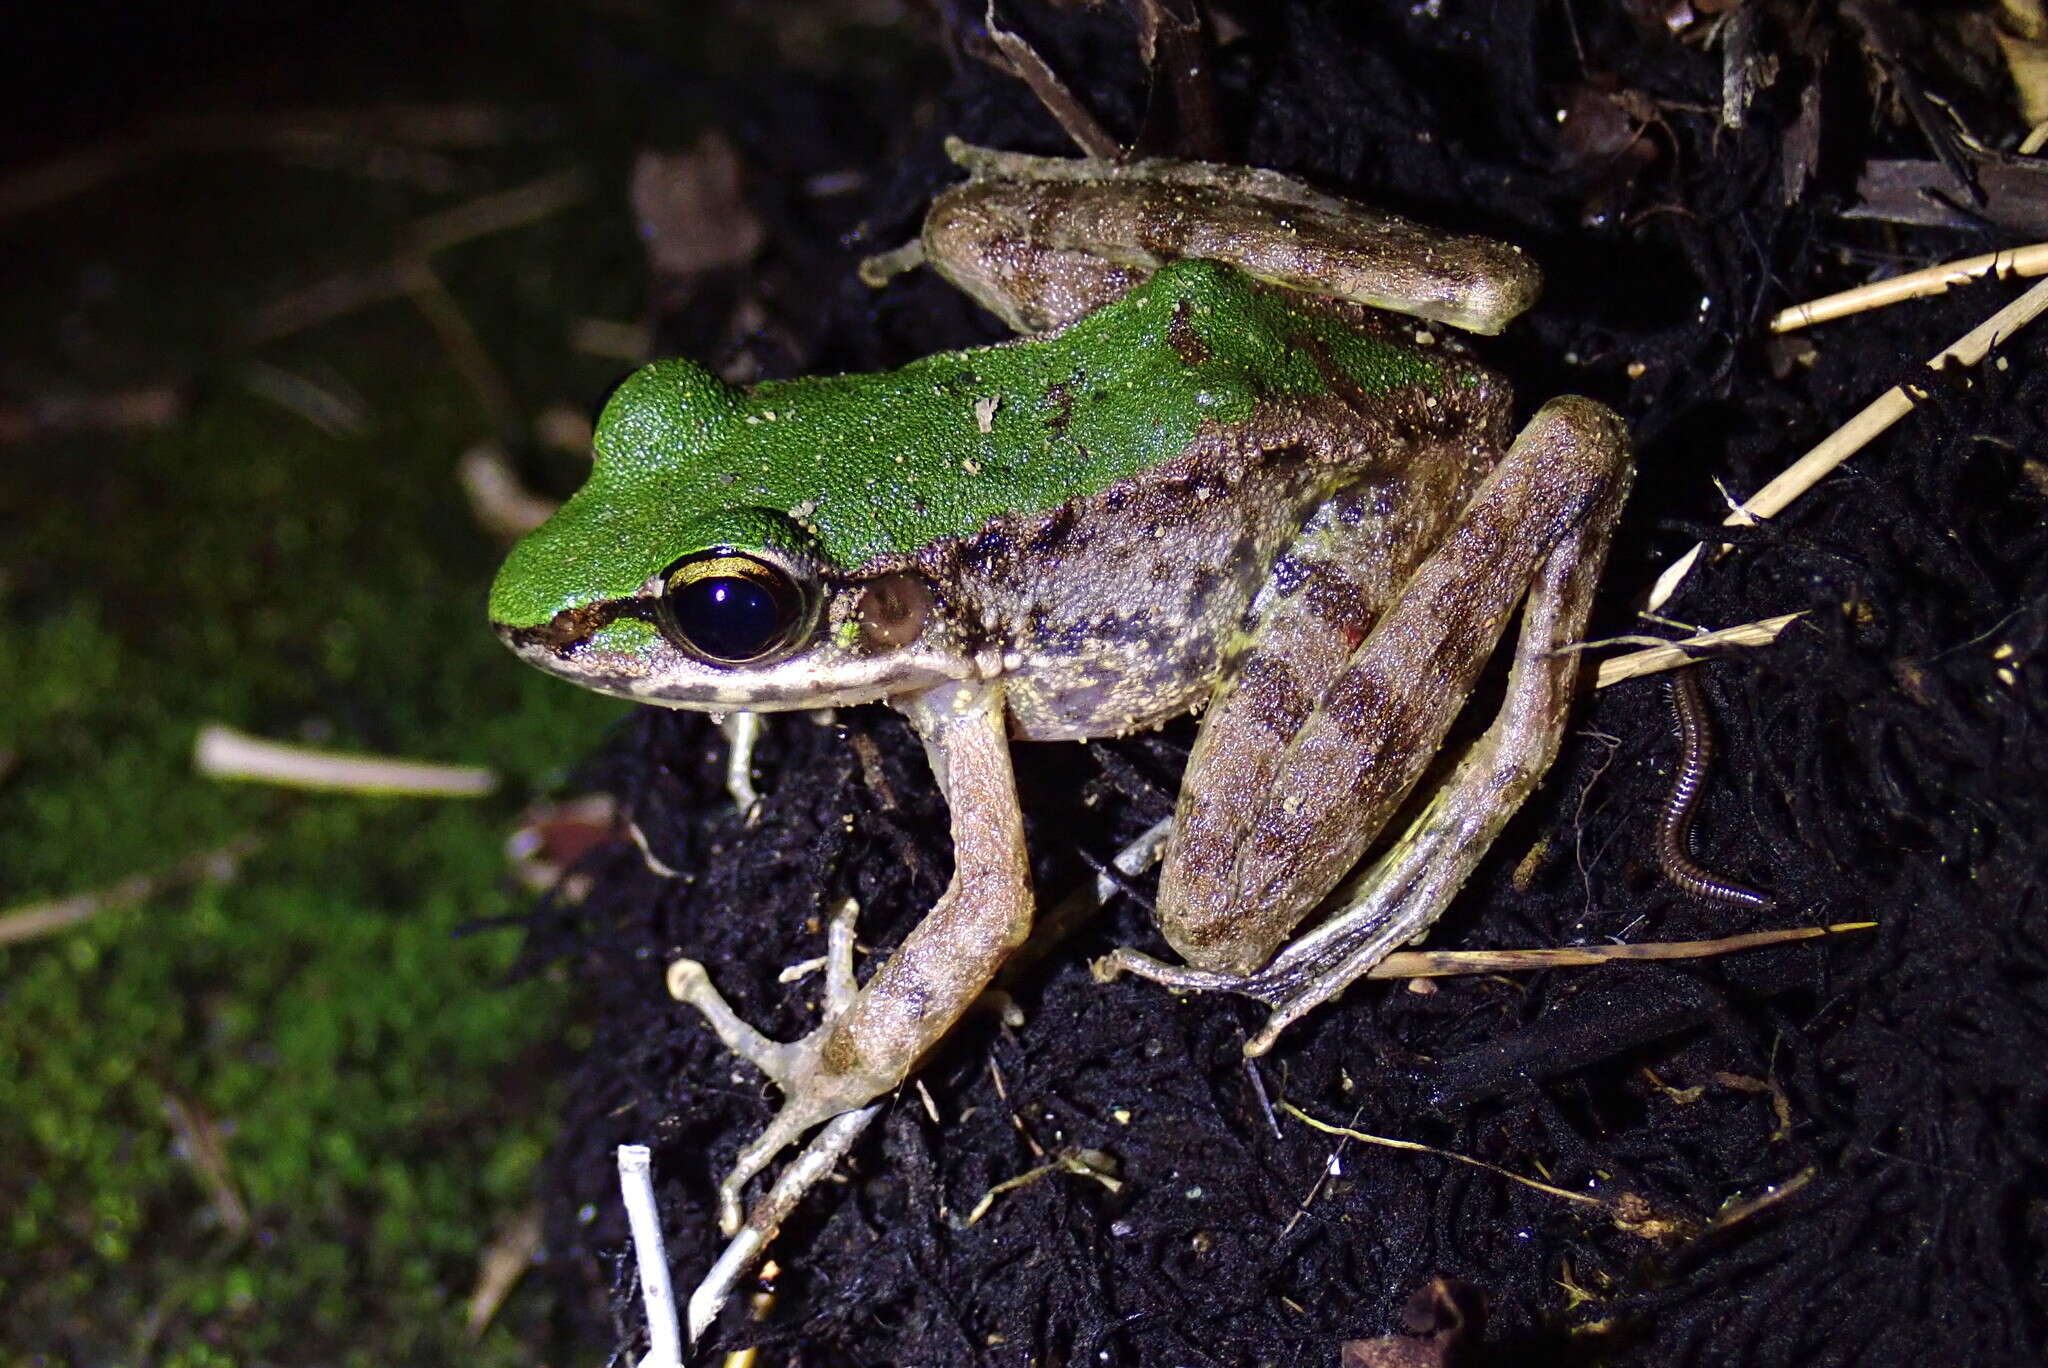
488,137,1632,1239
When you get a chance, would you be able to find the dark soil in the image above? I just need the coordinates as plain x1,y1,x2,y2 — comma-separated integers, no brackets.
520,3,2048,1364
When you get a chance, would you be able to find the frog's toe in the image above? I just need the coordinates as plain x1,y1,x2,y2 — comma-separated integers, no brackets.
669,903,892,1233
820,895,860,1013
1093,945,1242,992
666,957,804,1085
1092,944,1338,1056
715,1108,810,1234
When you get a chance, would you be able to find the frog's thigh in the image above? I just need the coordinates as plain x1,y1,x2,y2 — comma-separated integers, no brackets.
920,185,1148,334
1156,396,1631,977
927,150,1541,334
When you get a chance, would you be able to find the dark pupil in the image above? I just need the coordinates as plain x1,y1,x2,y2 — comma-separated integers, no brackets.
672,573,787,661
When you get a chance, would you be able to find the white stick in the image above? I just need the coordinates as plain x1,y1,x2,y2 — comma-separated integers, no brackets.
193,723,497,796
1097,817,1172,900
685,1103,882,1342
618,1145,683,1368
1648,275,2048,611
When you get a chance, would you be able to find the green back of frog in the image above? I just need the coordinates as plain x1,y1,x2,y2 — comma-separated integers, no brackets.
489,259,1445,629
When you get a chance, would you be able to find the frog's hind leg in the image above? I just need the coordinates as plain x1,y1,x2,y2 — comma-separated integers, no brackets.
1103,397,1631,1055
887,140,1544,336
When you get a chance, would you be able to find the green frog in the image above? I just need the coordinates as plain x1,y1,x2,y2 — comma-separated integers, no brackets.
489,139,1631,1233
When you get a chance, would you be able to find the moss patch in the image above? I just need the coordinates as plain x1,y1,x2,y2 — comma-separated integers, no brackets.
0,48,632,1368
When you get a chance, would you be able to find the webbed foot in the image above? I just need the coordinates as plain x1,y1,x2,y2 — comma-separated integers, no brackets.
666,897,872,1234
667,680,1033,1242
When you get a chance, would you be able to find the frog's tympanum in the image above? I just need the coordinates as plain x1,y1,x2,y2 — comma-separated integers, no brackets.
491,141,1632,1231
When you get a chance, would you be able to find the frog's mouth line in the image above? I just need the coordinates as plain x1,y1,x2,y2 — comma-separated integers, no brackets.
500,596,659,656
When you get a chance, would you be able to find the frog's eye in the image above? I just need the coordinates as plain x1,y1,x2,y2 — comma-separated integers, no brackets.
657,551,810,665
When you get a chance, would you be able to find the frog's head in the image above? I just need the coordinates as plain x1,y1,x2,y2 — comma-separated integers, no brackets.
489,359,968,711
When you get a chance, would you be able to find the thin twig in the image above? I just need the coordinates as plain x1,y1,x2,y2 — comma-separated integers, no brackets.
0,385,184,443
1700,1166,1815,1234
1367,923,1873,980
1279,1103,1607,1208
0,837,261,947
0,104,520,223
464,1202,543,1337
965,1149,1122,1225
1590,612,1805,688
981,1,1121,160
1650,275,2048,610
403,168,589,255
459,442,559,539
161,1092,251,1239
244,169,588,343
1769,242,2048,332
1001,817,1172,984
399,258,520,429
1244,1057,1283,1139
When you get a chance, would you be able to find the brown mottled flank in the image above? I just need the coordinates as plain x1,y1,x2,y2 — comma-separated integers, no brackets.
1158,397,1628,973
898,322,1509,742
1168,297,1213,366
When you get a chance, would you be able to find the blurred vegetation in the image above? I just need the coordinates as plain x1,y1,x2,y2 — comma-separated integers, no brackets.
3,1,939,1355
0,5,712,1361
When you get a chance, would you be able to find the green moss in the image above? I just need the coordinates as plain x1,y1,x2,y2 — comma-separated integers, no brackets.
0,67,629,1368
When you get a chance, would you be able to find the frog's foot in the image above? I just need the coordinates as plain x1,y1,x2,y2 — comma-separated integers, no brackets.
1098,818,1452,1056
1101,783,1499,1053
666,898,868,1233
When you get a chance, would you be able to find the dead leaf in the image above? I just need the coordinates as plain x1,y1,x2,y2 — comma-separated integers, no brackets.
1340,1278,1482,1368
631,130,764,279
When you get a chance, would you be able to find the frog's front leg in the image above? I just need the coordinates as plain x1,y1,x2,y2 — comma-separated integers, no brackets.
1104,397,1631,1053
668,678,1032,1231
719,710,763,815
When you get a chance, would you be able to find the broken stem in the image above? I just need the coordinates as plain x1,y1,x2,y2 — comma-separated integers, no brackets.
685,1103,883,1343
1369,922,1874,980
1649,274,2048,610
1589,612,1806,688
619,1145,683,1368
981,1,1121,160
